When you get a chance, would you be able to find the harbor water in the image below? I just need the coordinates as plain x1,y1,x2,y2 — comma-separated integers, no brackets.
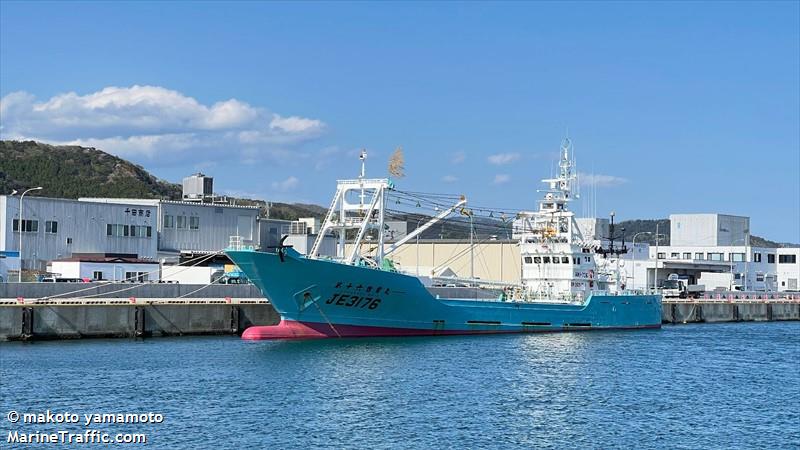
1,322,799,448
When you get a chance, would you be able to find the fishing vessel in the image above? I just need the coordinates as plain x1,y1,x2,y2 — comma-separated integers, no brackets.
226,141,662,339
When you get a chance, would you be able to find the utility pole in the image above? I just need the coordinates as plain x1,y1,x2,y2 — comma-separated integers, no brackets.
654,222,660,293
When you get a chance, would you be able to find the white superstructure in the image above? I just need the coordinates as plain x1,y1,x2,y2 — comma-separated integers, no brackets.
513,138,623,300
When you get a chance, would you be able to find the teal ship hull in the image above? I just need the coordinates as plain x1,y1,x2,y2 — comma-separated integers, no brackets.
227,248,662,339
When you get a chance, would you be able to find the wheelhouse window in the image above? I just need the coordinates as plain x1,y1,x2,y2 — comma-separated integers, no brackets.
524,256,533,264
543,256,551,263
561,257,569,264
533,257,542,264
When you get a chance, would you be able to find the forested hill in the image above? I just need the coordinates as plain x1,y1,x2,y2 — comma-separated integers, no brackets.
0,140,326,221
1,140,182,200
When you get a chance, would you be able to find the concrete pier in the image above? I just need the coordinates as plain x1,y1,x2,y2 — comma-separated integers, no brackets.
0,283,279,341
662,300,800,324
0,300,279,341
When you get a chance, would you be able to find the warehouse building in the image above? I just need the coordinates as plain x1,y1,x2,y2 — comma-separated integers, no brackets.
0,195,158,274
81,197,261,259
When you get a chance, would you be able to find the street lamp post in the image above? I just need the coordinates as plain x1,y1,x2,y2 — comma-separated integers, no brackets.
18,187,43,282
416,218,423,276
631,231,653,292
654,223,660,293
730,237,748,292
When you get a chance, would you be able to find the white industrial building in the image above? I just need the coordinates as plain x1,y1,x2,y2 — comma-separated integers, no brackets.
623,214,798,292
82,197,261,259
49,254,160,282
776,248,800,291
0,195,158,274
1,174,339,282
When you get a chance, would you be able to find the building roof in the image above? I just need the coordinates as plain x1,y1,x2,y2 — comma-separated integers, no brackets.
52,254,157,264
79,197,259,210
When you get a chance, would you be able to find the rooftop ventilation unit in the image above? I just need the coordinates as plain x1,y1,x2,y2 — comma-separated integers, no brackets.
182,173,213,202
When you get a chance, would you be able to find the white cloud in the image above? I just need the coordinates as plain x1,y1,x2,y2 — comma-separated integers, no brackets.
271,176,299,192
493,174,511,184
0,85,326,161
442,175,458,183
578,172,628,187
451,151,466,164
488,152,520,165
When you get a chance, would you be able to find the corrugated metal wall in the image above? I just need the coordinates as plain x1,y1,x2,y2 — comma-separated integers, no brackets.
1,196,158,270
158,202,260,252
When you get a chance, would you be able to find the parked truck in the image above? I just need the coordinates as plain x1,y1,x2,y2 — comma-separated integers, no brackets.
662,273,705,299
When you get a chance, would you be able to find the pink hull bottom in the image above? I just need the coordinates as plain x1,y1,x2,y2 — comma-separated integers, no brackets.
241,319,660,340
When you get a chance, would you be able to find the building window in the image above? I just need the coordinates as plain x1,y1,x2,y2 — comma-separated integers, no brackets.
45,220,58,234
695,253,704,260
524,256,533,264
754,253,762,263
683,252,691,259
670,252,679,259
177,216,187,229
730,253,745,262
768,254,775,264
125,271,149,282
93,271,103,280
778,254,798,264
708,253,723,261
189,216,200,230
657,253,665,259
534,257,542,264
12,219,39,233
573,257,580,264
756,274,764,282
66,237,72,245
584,256,592,263
164,215,174,228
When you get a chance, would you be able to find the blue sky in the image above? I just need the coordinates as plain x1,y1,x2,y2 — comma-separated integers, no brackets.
1,1,798,241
